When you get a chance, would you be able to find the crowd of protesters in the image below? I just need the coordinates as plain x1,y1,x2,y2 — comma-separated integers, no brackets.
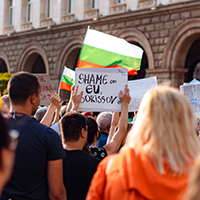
0,71,200,200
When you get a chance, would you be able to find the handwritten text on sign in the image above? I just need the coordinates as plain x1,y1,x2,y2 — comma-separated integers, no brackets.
75,68,128,112
34,74,54,106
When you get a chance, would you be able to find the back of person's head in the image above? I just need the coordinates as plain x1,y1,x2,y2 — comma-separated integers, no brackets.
1,94,10,110
86,117,99,145
7,72,40,105
34,106,48,122
184,155,200,200
126,86,200,174
61,112,86,142
96,112,112,132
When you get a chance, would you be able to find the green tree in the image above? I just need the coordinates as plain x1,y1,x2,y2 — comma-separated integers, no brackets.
0,72,13,95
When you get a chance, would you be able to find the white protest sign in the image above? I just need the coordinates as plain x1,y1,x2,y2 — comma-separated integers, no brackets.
34,74,54,106
184,78,200,85
128,76,157,112
75,68,128,112
180,83,200,117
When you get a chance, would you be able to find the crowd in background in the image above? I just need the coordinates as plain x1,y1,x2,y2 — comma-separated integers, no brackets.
0,71,200,200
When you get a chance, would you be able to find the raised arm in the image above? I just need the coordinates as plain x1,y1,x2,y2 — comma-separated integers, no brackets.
106,112,119,144
40,93,61,127
52,104,61,124
104,85,131,155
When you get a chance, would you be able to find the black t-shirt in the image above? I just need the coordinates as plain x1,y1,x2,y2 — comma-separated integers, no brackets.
89,145,108,160
1,117,66,200
63,149,100,200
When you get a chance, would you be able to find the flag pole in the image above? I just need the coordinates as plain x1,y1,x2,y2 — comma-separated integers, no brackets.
58,88,61,97
58,66,65,97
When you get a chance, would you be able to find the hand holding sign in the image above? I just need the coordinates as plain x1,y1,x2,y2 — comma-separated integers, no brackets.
119,85,131,106
75,68,128,112
71,86,84,111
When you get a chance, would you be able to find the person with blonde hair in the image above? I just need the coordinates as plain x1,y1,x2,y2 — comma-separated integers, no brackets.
86,86,200,200
183,155,200,200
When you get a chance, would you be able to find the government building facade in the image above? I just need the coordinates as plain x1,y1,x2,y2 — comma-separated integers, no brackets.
0,0,200,98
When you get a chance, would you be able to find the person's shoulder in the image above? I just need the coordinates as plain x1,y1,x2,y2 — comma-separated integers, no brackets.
29,118,60,137
8,116,42,130
83,151,101,162
73,150,101,163
111,146,138,167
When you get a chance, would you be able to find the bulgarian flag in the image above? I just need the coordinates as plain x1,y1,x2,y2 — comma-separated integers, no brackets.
59,66,75,91
77,28,143,75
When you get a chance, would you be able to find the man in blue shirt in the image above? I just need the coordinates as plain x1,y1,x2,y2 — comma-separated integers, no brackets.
96,112,112,147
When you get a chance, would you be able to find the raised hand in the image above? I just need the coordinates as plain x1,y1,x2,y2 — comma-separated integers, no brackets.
50,92,61,107
119,85,131,105
71,86,84,111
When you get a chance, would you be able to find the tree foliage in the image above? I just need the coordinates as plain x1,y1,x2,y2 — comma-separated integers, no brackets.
0,73,13,95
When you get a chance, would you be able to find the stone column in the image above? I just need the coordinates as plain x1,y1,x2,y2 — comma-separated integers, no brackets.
14,0,22,32
146,68,188,88
33,0,41,28
0,0,5,34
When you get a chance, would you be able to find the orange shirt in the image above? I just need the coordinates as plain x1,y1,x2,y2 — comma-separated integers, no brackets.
86,146,188,200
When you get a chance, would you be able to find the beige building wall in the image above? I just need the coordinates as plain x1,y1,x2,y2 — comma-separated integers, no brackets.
0,0,191,36
99,0,110,16
126,0,137,11
33,0,42,28
53,0,62,25
0,0,198,93
0,1,5,35
74,1,84,21
14,0,22,32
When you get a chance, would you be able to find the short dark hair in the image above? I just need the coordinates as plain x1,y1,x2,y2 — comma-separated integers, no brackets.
8,72,40,105
61,112,86,142
86,117,98,145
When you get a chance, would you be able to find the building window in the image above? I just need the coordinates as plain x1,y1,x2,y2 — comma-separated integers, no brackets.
10,0,14,25
117,0,125,3
46,0,53,18
67,0,74,14
27,0,32,22
91,0,98,9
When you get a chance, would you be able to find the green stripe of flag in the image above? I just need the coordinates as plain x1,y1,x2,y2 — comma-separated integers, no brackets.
79,44,142,71
61,75,75,86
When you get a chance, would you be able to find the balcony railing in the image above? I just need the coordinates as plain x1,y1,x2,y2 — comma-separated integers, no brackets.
40,18,54,27
61,14,75,23
21,22,33,31
85,9,99,19
4,25,14,34
138,0,157,8
110,3,126,14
